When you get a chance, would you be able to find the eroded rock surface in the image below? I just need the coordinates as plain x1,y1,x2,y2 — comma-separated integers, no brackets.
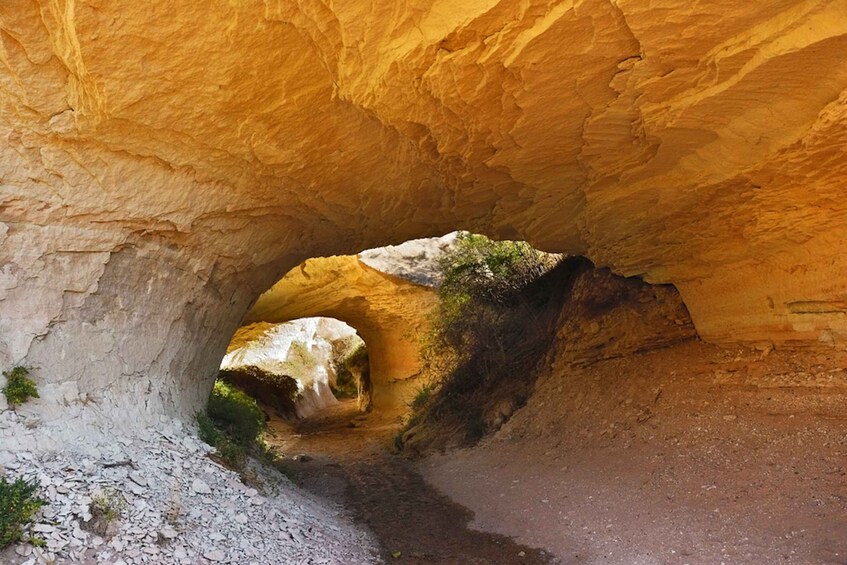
1,2,845,424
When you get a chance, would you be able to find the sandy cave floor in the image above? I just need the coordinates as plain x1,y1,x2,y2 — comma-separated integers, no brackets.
270,340,847,565
267,401,553,564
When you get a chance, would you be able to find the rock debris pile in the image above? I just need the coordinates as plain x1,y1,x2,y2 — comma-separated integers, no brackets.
0,419,379,565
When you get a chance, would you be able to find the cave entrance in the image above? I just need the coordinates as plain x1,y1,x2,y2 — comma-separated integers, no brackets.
218,317,373,422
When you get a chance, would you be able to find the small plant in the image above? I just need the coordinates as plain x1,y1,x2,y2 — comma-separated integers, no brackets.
0,476,45,549
410,382,435,411
164,480,182,526
2,366,38,408
83,487,125,537
91,489,125,522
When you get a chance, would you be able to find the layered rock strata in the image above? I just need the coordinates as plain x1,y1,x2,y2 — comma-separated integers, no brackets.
0,2,845,424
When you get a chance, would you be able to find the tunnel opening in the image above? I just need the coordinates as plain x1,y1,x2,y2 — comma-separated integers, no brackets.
195,232,578,563
218,317,373,422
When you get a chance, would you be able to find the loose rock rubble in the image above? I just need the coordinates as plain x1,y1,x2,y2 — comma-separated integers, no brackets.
0,420,380,565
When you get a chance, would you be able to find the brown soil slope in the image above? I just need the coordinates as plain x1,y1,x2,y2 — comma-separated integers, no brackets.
421,275,847,564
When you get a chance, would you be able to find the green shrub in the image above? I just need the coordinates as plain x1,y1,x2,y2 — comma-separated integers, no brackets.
198,380,266,471
206,380,265,445
422,233,560,377
196,412,222,446
400,233,568,450
2,366,38,408
437,232,556,307
217,366,300,418
0,476,45,549
332,343,369,400
213,437,247,470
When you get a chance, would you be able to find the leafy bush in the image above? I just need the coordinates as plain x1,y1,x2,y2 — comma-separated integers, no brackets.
399,233,569,451
421,233,561,376
196,412,222,446
207,380,265,445
198,380,266,471
2,366,38,408
213,437,248,470
437,232,556,307
0,476,45,549
218,366,300,419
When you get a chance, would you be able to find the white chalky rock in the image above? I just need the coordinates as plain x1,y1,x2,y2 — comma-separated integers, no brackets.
191,478,211,494
159,526,179,539
0,425,379,564
129,472,148,487
204,550,226,561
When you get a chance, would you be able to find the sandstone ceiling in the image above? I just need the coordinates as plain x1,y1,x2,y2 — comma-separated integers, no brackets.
1,1,846,420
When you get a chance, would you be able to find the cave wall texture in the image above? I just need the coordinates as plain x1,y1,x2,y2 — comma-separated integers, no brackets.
1,0,846,424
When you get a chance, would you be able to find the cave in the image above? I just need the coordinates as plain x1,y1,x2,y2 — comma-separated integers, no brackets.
220,317,372,419
1,2,847,563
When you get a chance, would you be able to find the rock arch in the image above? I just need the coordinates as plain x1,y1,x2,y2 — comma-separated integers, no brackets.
1,2,846,431
241,255,438,411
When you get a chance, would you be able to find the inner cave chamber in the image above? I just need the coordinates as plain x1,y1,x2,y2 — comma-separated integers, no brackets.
224,245,443,420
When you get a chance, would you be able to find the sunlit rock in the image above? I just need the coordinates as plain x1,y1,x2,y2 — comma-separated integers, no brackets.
222,318,361,418
0,2,845,426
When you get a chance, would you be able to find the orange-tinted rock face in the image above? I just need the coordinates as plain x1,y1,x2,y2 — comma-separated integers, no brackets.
0,2,845,422
244,255,438,410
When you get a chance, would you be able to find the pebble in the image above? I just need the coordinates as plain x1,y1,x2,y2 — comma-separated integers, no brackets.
159,526,179,540
129,472,148,487
203,550,226,561
191,478,211,495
